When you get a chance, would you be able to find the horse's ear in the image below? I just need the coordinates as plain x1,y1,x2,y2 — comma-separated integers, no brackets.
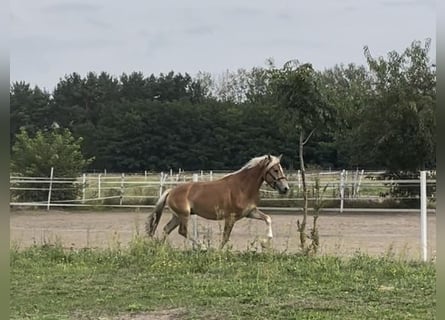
278,154,283,161
267,154,271,161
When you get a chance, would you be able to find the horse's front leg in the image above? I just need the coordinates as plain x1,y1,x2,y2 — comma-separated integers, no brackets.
220,214,237,249
246,208,273,240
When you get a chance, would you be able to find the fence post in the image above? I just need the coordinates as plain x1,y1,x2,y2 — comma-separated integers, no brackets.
420,171,428,262
98,174,102,199
120,173,125,206
159,172,164,197
82,173,86,204
210,170,213,181
47,167,54,211
297,170,301,192
356,169,364,197
339,170,345,213
352,169,359,198
144,170,147,181
192,173,199,245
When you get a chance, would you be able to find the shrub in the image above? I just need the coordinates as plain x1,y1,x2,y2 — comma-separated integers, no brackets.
11,127,93,202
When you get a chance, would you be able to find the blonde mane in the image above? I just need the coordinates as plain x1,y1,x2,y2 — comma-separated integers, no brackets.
224,155,281,177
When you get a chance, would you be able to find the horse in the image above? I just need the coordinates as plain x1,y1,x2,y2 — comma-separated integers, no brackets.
145,154,289,248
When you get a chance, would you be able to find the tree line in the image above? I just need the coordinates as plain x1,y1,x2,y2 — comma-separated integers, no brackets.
10,40,436,173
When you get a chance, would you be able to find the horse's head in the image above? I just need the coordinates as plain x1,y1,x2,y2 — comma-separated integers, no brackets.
264,154,289,195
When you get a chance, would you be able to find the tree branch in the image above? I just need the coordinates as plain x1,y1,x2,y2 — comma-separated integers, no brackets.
302,128,316,146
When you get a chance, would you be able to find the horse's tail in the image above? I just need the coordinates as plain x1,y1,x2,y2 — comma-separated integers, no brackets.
145,188,171,237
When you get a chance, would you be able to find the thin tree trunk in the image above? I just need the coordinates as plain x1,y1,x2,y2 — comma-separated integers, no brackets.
298,131,308,251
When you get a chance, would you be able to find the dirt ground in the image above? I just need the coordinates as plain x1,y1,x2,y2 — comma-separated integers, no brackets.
10,209,436,259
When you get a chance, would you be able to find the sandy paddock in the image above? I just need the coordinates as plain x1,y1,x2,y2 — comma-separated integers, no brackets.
10,209,436,259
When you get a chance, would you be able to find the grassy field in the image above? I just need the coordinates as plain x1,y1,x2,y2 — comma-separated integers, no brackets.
10,237,435,320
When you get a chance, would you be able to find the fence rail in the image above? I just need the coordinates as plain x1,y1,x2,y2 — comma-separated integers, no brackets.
10,168,436,212
10,168,436,261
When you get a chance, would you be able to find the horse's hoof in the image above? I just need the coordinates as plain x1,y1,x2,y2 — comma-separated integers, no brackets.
260,238,272,249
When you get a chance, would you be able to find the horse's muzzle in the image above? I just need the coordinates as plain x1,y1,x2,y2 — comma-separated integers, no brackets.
278,186,289,195
276,182,289,194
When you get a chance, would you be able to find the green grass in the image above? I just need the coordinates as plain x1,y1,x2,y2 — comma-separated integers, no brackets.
11,238,436,319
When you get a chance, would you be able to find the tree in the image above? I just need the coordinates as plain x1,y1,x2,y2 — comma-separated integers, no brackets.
318,64,373,168
11,128,93,202
120,72,153,101
212,64,273,104
10,40,434,175
51,72,120,165
269,61,336,254
10,82,52,147
188,72,214,103
358,39,436,172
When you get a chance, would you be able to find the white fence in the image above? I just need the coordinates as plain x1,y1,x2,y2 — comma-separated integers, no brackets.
10,168,435,261
10,168,436,212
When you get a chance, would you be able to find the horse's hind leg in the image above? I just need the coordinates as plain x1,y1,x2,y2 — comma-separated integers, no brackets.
178,220,188,238
162,214,180,241
176,215,203,248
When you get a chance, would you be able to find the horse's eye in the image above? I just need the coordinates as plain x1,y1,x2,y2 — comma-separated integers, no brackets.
274,169,279,173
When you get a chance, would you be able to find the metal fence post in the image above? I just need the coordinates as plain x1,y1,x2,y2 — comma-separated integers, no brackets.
420,171,427,262
98,174,102,199
356,169,364,197
47,167,54,211
120,173,125,206
297,170,301,193
352,169,359,198
82,173,86,204
159,172,164,197
340,170,345,213
192,173,199,244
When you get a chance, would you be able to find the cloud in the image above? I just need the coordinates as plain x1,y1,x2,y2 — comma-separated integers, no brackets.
42,2,102,13
11,35,122,54
10,0,436,90
85,17,111,29
224,6,265,18
184,25,216,36
145,33,170,56
343,5,359,12
379,0,435,8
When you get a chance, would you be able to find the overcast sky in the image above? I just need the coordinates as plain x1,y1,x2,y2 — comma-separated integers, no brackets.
10,0,436,92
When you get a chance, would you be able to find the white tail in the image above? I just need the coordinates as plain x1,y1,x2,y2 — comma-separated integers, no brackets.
145,188,171,237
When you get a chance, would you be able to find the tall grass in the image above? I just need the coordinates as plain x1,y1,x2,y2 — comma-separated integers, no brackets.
10,237,435,319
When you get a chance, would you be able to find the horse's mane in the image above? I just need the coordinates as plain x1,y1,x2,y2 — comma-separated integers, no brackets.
224,155,280,177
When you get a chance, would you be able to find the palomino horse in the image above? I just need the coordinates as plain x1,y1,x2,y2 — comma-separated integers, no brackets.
145,154,289,248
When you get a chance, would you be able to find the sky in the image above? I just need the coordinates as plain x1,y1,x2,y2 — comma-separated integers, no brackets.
10,0,436,92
